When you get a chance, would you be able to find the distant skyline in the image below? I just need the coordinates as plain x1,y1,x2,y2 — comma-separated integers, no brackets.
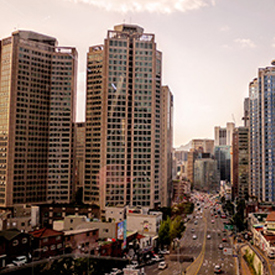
1,0,275,146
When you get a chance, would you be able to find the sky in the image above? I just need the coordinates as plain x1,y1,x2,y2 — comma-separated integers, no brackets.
1,0,275,147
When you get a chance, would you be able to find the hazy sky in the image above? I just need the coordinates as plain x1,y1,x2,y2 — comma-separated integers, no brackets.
1,0,275,146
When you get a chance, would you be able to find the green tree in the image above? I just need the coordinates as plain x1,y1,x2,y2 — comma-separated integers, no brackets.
170,216,185,240
158,217,171,248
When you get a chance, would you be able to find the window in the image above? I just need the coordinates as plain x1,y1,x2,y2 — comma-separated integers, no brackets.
22,237,28,244
42,237,48,243
12,239,19,246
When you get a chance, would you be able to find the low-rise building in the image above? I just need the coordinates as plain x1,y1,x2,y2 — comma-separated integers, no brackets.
53,215,121,240
105,205,126,222
39,204,100,227
0,229,31,264
63,228,98,254
127,212,162,234
29,228,64,260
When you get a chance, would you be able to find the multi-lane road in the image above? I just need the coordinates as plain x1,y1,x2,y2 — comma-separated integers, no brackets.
144,194,237,275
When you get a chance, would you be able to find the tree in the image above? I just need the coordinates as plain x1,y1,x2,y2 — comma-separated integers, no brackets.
170,216,185,240
158,218,171,248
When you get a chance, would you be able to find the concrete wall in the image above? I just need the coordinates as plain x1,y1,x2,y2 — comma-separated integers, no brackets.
240,245,263,275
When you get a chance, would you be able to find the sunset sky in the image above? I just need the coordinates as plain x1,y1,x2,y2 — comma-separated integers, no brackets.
1,0,275,146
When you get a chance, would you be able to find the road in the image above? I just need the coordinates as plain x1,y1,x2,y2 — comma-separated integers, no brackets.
144,193,237,275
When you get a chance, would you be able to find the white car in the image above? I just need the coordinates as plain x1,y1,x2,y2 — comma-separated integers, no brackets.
207,234,211,239
12,255,27,266
110,268,122,275
158,261,168,270
159,249,170,255
192,235,197,240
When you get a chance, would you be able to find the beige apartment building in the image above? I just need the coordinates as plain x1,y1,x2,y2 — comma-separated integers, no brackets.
84,24,173,211
214,122,235,146
0,30,77,207
75,122,85,192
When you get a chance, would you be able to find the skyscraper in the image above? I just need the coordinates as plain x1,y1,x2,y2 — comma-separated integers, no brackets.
84,24,173,211
160,85,173,207
0,31,77,207
232,127,249,201
214,122,235,146
249,60,275,202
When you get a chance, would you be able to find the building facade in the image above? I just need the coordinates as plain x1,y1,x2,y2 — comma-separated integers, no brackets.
214,122,235,146
232,127,249,201
191,139,214,155
160,85,173,207
193,158,219,192
84,24,172,211
214,145,231,183
75,122,85,193
0,31,77,207
249,61,275,202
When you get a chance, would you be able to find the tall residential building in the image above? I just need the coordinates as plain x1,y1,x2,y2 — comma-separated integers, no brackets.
232,127,249,201
84,24,172,211
243,98,250,127
249,60,275,202
0,30,77,207
214,122,235,146
75,122,85,191
249,78,259,200
160,86,173,207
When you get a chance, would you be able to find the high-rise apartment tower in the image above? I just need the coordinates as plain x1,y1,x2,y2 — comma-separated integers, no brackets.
0,31,77,207
84,24,173,210
249,60,275,201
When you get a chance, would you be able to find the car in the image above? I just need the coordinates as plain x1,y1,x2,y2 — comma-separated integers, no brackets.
222,238,227,242
192,235,197,240
110,268,122,275
12,255,27,266
158,261,168,270
130,261,139,268
191,228,195,233
159,249,170,255
151,255,162,262
268,251,275,259
211,219,215,224
207,234,211,239
214,265,222,274
218,243,223,250
194,220,198,225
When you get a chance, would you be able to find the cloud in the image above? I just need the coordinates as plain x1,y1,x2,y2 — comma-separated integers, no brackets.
64,0,216,13
220,25,230,32
234,38,256,49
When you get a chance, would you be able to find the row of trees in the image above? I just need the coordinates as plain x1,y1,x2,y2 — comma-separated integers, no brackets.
222,197,246,232
158,202,194,248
